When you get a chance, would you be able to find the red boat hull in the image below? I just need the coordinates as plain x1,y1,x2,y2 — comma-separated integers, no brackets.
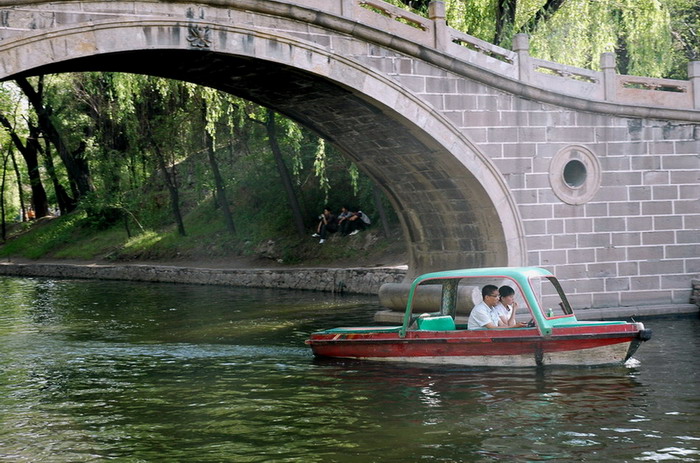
307,324,649,367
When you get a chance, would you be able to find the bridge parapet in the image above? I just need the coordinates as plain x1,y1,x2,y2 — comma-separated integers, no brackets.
352,0,698,111
0,0,697,112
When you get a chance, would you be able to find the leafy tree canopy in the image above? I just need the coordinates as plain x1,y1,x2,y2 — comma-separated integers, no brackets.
392,0,699,78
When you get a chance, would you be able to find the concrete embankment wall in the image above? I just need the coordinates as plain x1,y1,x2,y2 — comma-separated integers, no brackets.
0,262,407,295
1,262,697,320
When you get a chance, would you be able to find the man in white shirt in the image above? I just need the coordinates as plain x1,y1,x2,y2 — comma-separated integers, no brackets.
467,285,501,330
468,285,527,330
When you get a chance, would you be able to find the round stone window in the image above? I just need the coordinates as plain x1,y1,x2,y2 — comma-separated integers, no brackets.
549,146,601,205
563,159,587,187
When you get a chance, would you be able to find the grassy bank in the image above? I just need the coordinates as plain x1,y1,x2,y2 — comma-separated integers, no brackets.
0,206,408,268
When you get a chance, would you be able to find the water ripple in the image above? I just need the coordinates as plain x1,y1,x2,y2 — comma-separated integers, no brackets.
1,276,698,462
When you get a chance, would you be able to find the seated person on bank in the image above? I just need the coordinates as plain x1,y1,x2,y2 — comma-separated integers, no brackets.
467,285,527,329
337,206,353,235
311,207,338,244
341,207,369,236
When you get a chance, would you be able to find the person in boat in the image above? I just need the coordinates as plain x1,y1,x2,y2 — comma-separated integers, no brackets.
494,285,527,327
467,285,526,330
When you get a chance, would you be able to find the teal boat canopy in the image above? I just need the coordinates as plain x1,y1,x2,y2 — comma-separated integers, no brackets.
398,267,594,337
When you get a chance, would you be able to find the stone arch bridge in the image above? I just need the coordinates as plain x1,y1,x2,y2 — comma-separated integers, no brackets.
0,0,698,309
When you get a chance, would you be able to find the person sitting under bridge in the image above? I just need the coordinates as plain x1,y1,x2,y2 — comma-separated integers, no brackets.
311,207,338,244
337,206,353,235
339,207,370,236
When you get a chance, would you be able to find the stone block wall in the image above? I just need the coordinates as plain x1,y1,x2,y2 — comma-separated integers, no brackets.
0,0,697,309
377,49,700,308
0,262,407,295
692,279,700,307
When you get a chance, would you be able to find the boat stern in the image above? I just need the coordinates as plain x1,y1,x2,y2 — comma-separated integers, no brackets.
625,322,653,361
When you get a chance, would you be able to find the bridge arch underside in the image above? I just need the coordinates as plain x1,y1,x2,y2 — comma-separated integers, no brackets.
8,47,512,276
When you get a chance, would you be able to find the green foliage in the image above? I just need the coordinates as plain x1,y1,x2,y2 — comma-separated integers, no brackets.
51,225,126,260
620,0,674,77
348,164,360,196
313,138,330,203
281,119,304,179
445,0,498,44
0,212,86,259
523,0,675,76
0,72,399,263
389,0,691,78
78,192,124,230
529,0,614,70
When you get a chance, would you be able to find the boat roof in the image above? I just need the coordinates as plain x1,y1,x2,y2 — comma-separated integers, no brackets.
410,267,553,287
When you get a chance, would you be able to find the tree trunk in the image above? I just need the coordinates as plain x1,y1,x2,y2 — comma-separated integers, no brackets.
9,147,26,221
41,138,73,215
0,113,50,218
202,103,236,234
151,140,186,237
15,76,93,203
518,0,568,35
372,184,391,238
23,136,50,218
123,213,132,239
495,0,517,45
1,147,10,241
265,109,306,236
397,0,429,14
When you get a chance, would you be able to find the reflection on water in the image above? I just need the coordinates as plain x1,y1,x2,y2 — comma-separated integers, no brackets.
0,276,698,462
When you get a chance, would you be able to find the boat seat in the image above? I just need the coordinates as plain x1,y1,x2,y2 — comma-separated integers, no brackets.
416,315,456,331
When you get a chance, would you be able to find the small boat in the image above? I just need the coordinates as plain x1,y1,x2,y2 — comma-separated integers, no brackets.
306,267,652,367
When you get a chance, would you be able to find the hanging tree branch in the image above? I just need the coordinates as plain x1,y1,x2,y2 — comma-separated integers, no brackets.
15,76,92,206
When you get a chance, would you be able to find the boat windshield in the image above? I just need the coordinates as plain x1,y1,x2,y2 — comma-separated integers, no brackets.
410,276,531,320
529,276,574,319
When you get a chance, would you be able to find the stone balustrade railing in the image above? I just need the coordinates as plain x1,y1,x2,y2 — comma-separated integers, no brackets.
0,0,697,110
336,0,699,110
436,1,697,109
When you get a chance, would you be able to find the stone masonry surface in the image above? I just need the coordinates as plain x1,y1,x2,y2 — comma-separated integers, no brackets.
0,0,697,309
0,262,407,295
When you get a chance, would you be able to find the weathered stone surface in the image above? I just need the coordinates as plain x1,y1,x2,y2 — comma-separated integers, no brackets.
0,262,407,295
0,0,697,309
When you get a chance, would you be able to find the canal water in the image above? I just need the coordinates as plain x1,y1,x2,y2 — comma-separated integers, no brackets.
0,276,698,462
